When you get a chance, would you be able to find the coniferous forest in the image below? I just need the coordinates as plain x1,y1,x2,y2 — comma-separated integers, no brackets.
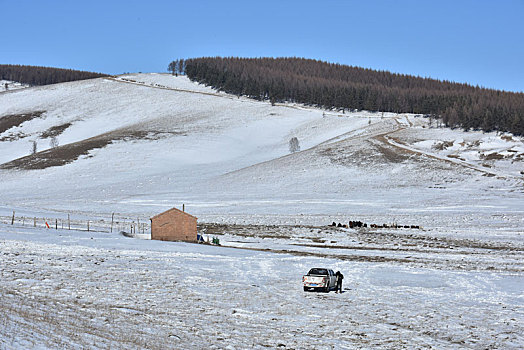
178,57,523,136
0,64,107,86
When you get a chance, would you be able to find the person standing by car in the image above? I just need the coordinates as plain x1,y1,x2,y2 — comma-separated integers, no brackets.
335,271,344,293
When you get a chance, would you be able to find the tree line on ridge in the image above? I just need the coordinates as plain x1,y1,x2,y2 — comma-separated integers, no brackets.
168,57,523,136
0,64,107,86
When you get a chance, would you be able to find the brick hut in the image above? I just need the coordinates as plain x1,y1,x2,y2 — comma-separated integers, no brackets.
150,207,197,242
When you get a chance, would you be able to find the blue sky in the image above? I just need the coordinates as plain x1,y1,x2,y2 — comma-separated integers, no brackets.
2,0,523,92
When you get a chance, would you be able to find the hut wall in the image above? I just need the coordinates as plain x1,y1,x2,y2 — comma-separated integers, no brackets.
151,209,197,242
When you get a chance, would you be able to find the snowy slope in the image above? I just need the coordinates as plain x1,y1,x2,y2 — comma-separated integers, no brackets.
0,73,522,222
0,73,523,349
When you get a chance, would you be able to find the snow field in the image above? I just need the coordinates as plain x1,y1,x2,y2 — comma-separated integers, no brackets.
1,225,522,349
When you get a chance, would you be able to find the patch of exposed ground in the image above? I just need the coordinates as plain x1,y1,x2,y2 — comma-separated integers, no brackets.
432,140,454,151
311,120,405,167
0,111,45,140
0,131,29,142
0,129,182,170
198,223,292,239
482,152,505,160
319,134,416,169
40,123,72,138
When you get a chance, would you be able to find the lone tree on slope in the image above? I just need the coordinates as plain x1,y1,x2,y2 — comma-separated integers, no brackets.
289,137,300,153
49,136,59,148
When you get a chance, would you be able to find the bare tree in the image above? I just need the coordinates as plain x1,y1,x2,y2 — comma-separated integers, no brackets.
289,137,300,153
49,136,59,148
30,141,37,155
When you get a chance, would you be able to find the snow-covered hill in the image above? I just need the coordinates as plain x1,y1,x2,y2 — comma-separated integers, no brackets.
1,73,523,349
0,73,522,222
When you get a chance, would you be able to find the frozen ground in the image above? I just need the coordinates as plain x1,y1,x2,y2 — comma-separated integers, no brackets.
0,73,523,348
1,224,522,349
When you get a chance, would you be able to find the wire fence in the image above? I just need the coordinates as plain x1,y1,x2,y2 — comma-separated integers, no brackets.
0,211,151,235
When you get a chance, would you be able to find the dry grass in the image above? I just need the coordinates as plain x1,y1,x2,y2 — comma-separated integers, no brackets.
432,140,454,151
482,152,505,160
0,129,182,170
0,111,45,134
40,122,72,138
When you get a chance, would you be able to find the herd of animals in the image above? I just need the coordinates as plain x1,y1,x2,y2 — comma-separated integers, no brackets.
329,221,421,229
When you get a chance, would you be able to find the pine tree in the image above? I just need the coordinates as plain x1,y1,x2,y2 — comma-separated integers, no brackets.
167,60,178,76
176,57,524,136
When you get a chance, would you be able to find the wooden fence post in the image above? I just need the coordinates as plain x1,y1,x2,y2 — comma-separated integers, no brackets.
111,213,114,233
87,220,90,232
55,219,58,230
11,211,15,225
68,214,70,230
34,217,36,227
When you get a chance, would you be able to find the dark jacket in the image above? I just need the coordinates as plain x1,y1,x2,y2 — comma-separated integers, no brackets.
335,271,344,283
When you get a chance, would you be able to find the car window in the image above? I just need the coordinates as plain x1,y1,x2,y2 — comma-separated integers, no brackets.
309,268,328,275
